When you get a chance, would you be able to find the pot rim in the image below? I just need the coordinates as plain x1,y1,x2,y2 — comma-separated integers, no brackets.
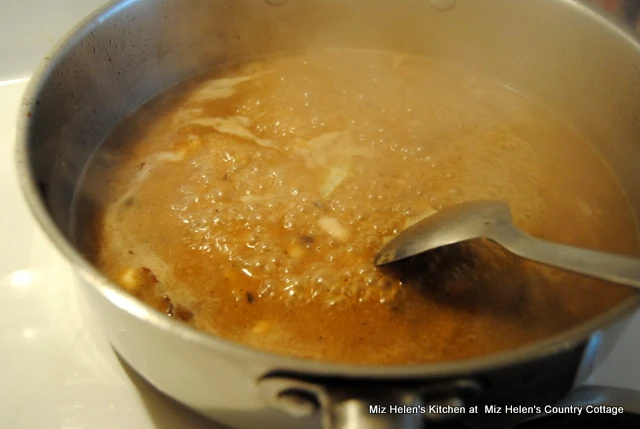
14,0,640,379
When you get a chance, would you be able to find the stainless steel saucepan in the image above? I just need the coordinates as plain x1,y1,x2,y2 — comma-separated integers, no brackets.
15,0,640,428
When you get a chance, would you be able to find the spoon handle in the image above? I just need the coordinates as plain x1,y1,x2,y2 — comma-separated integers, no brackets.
494,226,640,290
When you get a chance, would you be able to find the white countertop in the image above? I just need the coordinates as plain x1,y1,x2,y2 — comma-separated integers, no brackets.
1,1,639,428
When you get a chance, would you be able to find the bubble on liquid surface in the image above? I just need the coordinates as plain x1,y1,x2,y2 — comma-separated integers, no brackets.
430,0,456,12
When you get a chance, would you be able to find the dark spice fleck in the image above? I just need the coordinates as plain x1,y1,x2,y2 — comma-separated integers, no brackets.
174,305,194,322
128,250,134,255
300,235,314,244
163,295,173,315
140,267,158,285
246,292,255,304
124,197,136,206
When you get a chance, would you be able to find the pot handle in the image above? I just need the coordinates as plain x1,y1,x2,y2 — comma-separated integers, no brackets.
258,375,480,429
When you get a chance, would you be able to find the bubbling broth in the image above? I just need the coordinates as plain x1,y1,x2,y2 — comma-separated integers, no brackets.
74,49,639,365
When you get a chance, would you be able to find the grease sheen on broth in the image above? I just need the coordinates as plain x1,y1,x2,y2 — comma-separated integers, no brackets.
75,49,639,365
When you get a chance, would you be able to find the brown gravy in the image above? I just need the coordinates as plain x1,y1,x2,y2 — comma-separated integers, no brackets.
74,49,639,365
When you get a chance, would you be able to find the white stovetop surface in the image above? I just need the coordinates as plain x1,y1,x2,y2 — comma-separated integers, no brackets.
1,1,640,428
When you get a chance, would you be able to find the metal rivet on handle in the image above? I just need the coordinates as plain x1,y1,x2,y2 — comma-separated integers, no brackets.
276,389,321,417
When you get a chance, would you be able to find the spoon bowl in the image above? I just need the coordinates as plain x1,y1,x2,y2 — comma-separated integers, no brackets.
374,201,514,265
375,200,640,291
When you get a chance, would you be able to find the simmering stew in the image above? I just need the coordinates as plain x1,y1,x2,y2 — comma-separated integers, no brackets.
74,49,638,365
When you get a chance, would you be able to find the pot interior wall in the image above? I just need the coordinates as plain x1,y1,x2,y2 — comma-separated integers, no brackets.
26,0,640,241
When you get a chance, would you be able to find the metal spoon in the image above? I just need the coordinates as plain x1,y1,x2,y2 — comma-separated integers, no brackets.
374,200,640,290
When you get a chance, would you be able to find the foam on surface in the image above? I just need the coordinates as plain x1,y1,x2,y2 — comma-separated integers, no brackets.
75,49,639,365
